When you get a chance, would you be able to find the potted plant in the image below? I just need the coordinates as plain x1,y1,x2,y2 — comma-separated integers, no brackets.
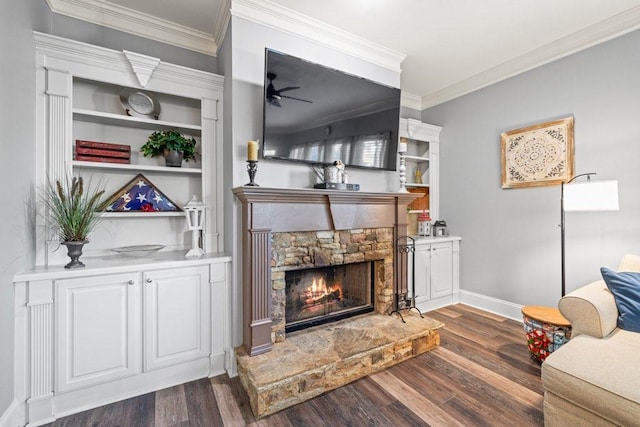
140,130,199,167
42,175,110,268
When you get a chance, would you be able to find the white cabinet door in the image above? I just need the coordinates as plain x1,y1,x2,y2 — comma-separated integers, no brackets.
143,266,210,371
56,273,140,392
410,243,431,303
430,242,453,299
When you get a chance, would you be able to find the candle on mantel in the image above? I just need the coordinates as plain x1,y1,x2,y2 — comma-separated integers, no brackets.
398,137,407,153
247,141,258,162
247,140,259,161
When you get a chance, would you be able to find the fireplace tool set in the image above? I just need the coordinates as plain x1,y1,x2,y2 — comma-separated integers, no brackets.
390,236,424,322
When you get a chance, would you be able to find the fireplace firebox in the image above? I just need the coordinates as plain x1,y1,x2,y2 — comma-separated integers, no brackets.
285,261,374,333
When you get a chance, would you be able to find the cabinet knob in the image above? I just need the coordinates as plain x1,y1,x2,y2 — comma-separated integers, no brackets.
146,278,153,283
127,280,135,285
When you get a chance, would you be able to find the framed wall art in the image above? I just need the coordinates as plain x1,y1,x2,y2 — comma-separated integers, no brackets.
501,117,574,189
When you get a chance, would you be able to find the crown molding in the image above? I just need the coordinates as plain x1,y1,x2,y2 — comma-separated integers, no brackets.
401,92,422,111
46,0,218,56
230,0,406,73
421,5,640,109
213,0,232,52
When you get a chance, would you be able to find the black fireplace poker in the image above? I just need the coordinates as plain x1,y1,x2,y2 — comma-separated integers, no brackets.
390,236,424,323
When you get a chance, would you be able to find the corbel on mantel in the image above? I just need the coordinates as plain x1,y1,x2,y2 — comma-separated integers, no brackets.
233,186,422,356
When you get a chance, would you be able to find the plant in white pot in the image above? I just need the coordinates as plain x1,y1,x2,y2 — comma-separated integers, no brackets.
141,129,199,167
42,175,109,268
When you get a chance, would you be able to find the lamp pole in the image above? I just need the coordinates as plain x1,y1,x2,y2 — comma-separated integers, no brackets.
560,172,596,297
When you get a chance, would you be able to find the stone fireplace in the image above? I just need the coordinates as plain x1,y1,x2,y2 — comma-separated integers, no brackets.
233,187,419,356
271,228,393,342
233,187,443,418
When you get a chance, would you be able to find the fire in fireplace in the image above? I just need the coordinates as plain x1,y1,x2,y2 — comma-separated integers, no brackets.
285,261,374,332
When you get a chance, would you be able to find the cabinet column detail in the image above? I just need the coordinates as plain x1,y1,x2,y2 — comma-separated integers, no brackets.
26,279,55,423
30,304,53,398
202,97,222,253
45,69,72,184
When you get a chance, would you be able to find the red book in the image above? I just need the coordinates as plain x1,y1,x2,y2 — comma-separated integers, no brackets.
75,147,131,159
76,140,131,152
75,154,131,164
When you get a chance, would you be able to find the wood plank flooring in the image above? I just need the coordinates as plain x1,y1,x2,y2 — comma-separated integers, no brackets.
45,304,543,426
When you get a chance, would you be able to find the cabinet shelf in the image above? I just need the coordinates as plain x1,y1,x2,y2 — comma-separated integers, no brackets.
405,155,429,162
73,109,202,135
73,160,202,174
406,183,430,188
100,211,185,218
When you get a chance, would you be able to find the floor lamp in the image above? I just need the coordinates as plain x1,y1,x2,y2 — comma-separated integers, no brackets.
561,173,619,297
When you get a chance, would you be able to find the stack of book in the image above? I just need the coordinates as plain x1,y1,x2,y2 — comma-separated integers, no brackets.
74,140,131,164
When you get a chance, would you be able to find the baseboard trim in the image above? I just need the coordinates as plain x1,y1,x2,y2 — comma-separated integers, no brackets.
458,290,524,322
0,399,19,427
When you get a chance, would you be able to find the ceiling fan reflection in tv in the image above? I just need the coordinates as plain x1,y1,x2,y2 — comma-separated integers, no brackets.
265,72,312,107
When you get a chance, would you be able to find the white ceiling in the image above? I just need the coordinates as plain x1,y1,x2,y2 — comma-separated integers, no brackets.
48,0,640,108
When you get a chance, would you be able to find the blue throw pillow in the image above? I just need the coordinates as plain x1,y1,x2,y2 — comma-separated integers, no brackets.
601,267,640,333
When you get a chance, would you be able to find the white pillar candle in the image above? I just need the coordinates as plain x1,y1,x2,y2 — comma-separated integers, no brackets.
248,140,259,161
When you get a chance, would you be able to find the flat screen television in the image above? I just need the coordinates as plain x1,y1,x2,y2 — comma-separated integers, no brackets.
262,48,401,171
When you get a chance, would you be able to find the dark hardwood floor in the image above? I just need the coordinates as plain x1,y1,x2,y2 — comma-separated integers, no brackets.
46,304,543,426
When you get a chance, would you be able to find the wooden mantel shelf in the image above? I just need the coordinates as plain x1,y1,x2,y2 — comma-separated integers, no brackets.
233,186,422,356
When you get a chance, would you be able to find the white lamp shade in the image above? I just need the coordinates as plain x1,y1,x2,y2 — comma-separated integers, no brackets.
564,180,619,212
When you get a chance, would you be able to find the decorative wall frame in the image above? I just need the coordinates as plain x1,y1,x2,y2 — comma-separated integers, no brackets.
501,117,574,189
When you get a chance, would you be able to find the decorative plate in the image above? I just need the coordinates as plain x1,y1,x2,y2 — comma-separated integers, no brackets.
112,244,165,257
120,89,160,120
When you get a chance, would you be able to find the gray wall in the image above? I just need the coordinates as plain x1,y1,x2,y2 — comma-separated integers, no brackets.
423,29,640,307
0,0,39,417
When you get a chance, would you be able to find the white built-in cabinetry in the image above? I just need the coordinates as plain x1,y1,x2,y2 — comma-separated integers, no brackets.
17,33,232,427
33,32,224,266
14,254,231,427
408,236,461,312
399,118,442,219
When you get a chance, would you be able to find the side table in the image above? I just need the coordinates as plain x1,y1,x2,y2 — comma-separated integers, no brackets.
522,305,572,363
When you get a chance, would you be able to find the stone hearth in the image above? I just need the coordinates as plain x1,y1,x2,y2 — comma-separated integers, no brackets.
236,312,443,418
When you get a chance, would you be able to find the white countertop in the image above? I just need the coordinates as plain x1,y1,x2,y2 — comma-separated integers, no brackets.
14,250,232,282
408,235,461,243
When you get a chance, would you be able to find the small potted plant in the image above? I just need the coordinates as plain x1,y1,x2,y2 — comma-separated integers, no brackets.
140,130,199,167
42,175,110,268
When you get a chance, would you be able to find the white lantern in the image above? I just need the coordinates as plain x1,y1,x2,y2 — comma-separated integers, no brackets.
184,195,206,257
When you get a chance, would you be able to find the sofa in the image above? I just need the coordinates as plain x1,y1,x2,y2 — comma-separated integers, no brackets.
541,254,640,426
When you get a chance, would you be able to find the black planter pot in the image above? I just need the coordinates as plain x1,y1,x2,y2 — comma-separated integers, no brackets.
62,241,86,269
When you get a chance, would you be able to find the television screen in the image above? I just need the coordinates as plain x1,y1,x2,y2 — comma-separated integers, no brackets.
262,48,401,171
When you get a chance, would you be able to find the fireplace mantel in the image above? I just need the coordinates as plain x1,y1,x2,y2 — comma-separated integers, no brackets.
233,186,421,355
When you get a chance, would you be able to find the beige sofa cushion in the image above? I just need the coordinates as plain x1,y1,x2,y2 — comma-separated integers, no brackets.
542,329,640,426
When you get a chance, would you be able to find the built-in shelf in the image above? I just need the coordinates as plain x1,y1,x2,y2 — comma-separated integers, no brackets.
404,155,429,162
408,209,431,214
100,211,185,218
406,183,430,188
73,160,202,174
73,109,202,135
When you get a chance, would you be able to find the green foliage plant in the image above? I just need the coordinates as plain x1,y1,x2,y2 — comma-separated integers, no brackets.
140,130,199,162
42,175,110,242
